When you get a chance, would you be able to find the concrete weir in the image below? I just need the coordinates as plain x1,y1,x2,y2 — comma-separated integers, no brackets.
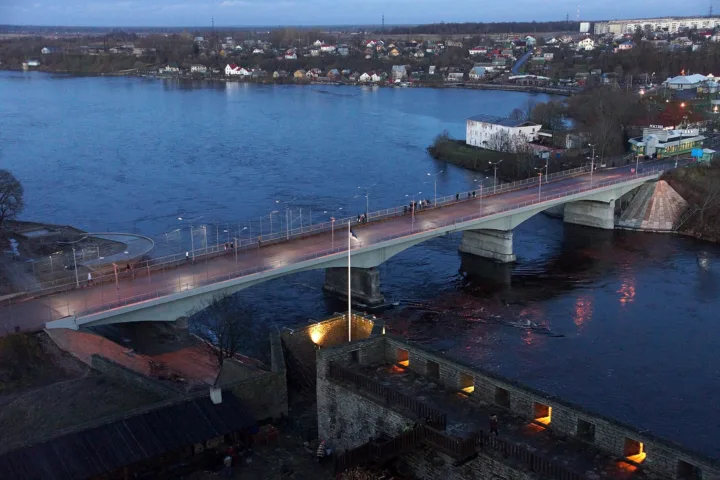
458,229,515,263
564,200,615,230
323,267,385,307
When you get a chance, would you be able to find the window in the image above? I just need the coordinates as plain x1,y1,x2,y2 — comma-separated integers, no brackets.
459,372,474,393
495,387,511,408
623,438,646,463
396,348,409,367
349,350,359,364
577,419,595,442
533,402,552,425
677,460,703,479
426,360,440,379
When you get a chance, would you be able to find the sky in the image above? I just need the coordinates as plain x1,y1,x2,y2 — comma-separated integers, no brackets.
0,0,712,27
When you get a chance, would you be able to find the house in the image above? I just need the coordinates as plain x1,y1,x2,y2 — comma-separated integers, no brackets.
447,71,464,82
284,49,297,60
190,64,207,74
577,38,595,51
629,127,705,158
327,69,341,79
371,72,386,82
389,48,401,57
293,69,307,78
391,65,408,81
40,47,55,54
273,70,287,79
414,50,425,58
337,45,350,56
469,47,487,56
225,63,242,75
313,40,323,47
546,37,560,44
469,67,487,80
349,72,360,82
359,72,371,83
252,48,264,54
618,41,635,50
525,36,537,47
543,52,554,60
466,114,542,150
306,68,322,78
320,44,336,53
159,63,180,74
663,74,706,90
428,65,436,75
310,49,320,57
26,59,40,67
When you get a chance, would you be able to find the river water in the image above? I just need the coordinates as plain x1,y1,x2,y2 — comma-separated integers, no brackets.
1,71,719,458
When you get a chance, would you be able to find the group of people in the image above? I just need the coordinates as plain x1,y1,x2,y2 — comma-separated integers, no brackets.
455,191,478,201
222,242,235,250
403,198,432,215
356,213,368,223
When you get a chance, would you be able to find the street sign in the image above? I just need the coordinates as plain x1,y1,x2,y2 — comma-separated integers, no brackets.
691,148,704,158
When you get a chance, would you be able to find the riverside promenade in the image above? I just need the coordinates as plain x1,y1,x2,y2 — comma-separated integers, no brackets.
0,159,685,335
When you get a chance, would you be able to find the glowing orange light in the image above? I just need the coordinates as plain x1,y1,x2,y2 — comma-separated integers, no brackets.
618,278,636,306
626,443,646,463
397,360,409,367
309,324,324,344
681,102,686,108
617,460,638,473
573,296,593,327
461,386,475,394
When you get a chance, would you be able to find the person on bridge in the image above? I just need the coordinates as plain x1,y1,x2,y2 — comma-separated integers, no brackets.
87,272,92,286
456,193,459,201
185,251,190,261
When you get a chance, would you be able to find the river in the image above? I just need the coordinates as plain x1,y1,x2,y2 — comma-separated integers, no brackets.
1,71,719,458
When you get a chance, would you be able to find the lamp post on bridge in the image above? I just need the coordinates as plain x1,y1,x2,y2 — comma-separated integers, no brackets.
474,176,488,214
535,169,543,199
276,198,297,240
357,184,375,220
405,191,422,232
324,208,343,249
489,160,503,193
588,144,596,185
427,170,443,207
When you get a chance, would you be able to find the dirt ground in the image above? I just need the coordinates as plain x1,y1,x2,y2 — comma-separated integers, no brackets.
0,220,127,293
0,331,164,452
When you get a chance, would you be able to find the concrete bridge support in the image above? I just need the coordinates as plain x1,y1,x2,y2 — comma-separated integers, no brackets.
563,200,616,230
458,229,516,263
323,267,385,308
459,254,513,285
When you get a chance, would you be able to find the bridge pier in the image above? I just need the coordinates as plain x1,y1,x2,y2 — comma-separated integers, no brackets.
459,253,512,285
323,267,385,308
563,200,615,230
458,229,516,263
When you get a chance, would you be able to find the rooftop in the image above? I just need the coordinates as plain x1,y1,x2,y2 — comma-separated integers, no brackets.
467,114,540,128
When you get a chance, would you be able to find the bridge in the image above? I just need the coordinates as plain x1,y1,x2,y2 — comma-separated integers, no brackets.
0,160,684,334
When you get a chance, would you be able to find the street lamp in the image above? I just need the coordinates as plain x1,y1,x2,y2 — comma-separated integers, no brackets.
276,197,297,240
269,210,279,235
587,143,596,185
405,192,422,232
474,176,488,212
324,208,343,248
427,170,443,207
489,160,503,192
71,247,79,287
535,169,543,199
357,184,375,219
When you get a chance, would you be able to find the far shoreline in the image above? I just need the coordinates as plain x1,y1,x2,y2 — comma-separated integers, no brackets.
0,66,576,96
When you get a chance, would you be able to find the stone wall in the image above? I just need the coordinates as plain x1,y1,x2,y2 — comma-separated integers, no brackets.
316,339,539,480
226,332,288,421
318,336,720,480
90,354,180,399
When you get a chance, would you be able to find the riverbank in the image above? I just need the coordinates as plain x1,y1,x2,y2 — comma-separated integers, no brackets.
663,162,720,241
2,66,576,96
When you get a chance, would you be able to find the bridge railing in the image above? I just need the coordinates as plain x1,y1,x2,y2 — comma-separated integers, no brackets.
7,165,594,299
2,163,676,318
25,166,668,322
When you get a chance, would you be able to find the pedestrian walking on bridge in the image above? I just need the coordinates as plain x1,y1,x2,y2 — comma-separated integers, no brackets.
490,414,499,436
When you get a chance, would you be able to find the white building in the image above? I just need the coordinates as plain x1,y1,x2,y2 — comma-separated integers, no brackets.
190,64,207,74
577,38,595,51
663,74,707,90
320,44,336,53
225,64,241,76
466,114,541,151
469,47,487,56
594,16,720,35
358,72,371,82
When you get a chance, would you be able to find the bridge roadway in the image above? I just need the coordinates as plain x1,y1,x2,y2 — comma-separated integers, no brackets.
0,159,683,333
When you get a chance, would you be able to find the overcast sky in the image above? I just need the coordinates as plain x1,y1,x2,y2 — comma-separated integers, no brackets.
1,0,712,27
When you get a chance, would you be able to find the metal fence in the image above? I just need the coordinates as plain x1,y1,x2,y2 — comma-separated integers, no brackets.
3,163,674,320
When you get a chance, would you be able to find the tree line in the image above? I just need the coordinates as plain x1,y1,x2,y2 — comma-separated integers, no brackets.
383,21,580,36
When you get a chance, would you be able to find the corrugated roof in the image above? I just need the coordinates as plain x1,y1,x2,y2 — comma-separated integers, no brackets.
0,393,255,480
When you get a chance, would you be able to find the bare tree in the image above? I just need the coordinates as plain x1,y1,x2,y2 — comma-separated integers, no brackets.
193,293,257,366
0,170,24,228
509,108,525,121
699,178,720,224
486,130,513,152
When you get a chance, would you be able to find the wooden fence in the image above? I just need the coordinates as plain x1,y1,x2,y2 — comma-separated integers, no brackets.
477,431,586,480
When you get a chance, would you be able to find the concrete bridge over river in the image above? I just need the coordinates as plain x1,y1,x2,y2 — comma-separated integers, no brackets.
0,160,685,334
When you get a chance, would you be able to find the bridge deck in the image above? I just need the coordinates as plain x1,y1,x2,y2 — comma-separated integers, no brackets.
0,160,681,333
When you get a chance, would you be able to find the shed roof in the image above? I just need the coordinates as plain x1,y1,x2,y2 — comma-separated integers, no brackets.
0,393,255,480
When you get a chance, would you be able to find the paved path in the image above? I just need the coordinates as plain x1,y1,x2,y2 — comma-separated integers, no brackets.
511,49,534,75
0,160,683,335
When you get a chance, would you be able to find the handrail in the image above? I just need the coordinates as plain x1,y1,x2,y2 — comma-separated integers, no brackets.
5,165,670,320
